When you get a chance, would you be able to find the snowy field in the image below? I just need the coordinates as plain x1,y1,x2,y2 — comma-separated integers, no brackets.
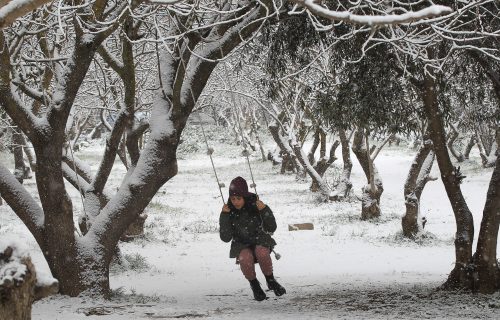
1,131,499,319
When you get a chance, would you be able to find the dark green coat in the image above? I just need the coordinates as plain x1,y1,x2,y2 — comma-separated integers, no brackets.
219,194,277,258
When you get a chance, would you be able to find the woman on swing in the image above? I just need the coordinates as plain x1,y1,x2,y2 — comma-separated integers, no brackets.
219,176,286,301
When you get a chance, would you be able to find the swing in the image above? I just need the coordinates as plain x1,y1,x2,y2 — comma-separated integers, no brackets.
173,37,281,260
197,59,281,260
198,95,282,261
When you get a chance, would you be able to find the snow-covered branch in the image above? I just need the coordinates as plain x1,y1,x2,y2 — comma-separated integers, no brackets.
0,164,44,240
0,0,52,29
289,1,453,26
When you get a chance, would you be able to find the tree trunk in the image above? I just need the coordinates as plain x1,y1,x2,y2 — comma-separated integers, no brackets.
12,130,27,183
463,135,475,160
34,141,93,296
360,184,383,220
0,247,36,320
402,137,436,238
293,144,331,200
16,133,34,177
352,128,383,219
479,135,498,168
331,129,353,201
421,70,474,290
250,118,267,162
268,123,301,174
310,139,339,192
447,124,465,162
307,127,321,166
472,154,500,293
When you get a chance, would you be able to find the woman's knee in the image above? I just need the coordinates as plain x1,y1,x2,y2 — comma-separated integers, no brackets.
254,246,271,259
239,248,254,264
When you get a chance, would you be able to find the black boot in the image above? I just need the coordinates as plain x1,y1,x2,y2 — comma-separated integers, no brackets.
249,279,266,301
265,274,286,296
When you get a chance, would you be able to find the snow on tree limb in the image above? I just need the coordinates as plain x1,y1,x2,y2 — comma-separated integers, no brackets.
289,0,453,26
0,0,52,29
0,164,44,238
147,0,183,4
61,162,92,194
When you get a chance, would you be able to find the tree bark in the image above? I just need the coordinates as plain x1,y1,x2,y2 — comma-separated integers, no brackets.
0,247,36,320
472,154,500,293
351,128,383,220
463,135,475,160
478,130,498,168
307,127,321,166
331,129,353,201
402,137,436,238
268,123,301,173
310,139,339,192
293,143,331,200
421,70,474,290
447,124,465,162
12,130,27,183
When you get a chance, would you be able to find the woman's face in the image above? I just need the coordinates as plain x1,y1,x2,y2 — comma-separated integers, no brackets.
230,195,245,210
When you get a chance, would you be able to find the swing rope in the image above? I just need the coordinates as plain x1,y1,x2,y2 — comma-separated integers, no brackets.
219,54,258,196
199,114,226,204
219,56,281,260
170,36,280,259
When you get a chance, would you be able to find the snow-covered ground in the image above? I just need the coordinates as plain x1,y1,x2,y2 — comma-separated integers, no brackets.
1,132,499,319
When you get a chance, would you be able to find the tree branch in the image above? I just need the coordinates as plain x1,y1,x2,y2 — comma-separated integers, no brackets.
289,1,452,26
0,0,52,29
0,163,44,241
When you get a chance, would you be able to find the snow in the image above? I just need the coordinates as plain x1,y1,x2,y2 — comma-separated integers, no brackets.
149,95,175,140
0,0,50,24
291,1,453,26
0,163,44,228
0,134,499,319
0,240,29,287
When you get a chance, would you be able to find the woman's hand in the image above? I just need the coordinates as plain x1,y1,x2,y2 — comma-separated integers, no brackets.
222,204,230,213
256,200,266,211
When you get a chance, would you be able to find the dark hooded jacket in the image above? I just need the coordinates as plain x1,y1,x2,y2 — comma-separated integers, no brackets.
219,193,277,258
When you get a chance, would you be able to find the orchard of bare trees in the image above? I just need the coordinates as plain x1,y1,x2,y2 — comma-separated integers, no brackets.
0,1,498,317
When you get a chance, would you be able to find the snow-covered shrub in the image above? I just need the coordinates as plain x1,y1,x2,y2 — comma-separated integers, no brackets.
321,225,338,237
110,253,151,274
182,220,218,234
385,231,450,246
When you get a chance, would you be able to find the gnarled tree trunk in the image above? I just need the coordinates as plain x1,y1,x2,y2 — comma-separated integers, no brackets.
351,128,384,220
0,245,59,320
472,154,500,293
293,143,331,200
12,129,30,183
268,122,301,174
463,135,475,160
402,136,436,238
331,129,353,201
421,68,474,290
447,123,465,162
0,249,36,320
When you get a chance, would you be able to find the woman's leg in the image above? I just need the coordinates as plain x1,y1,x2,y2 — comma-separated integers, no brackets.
254,245,273,276
255,246,286,296
238,248,257,280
